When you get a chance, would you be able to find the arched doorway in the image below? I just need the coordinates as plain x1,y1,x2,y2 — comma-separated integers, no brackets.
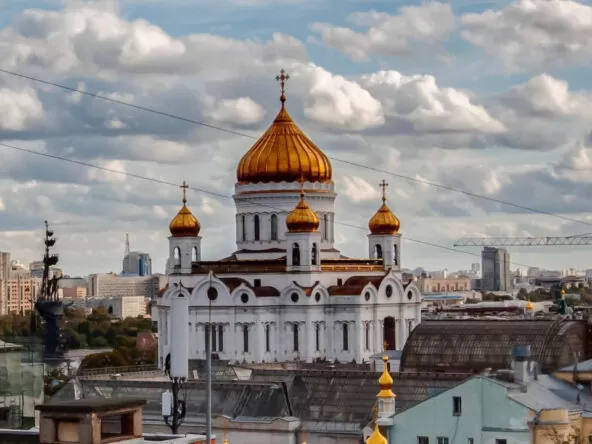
383,317,396,351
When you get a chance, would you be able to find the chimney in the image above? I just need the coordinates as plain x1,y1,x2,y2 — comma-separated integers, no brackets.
512,345,531,385
35,398,146,444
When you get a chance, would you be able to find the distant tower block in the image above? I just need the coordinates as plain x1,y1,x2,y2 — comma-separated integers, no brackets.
169,291,189,379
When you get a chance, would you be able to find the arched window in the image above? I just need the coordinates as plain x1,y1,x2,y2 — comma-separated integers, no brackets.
343,323,349,351
270,214,278,241
254,215,260,241
292,243,300,266
293,324,299,352
312,243,318,265
393,244,398,265
323,214,329,241
243,325,249,353
315,324,321,351
192,246,198,262
375,244,383,259
173,247,181,267
241,215,246,241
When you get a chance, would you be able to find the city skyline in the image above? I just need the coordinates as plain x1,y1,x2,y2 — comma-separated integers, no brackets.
1,0,592,276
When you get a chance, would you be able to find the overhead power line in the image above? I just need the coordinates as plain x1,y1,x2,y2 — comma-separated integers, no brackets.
0,67,590,228
0,140,534,268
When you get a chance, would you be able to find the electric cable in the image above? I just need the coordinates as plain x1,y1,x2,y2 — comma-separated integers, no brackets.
0,67,589,228
0,140,536,268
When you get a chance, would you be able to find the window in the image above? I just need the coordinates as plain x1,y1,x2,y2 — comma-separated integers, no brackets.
337,278,343,286
254,215,260,241
204,324,210,351
467,439,474,444
343,323,349,351
218,325,224,352
292,243,300,266
293,324,299,352
495,440,507,444
270,214,278,241
437,438,449,444
311,243,318,265
265,325,271,353
393,244,398,265
173,247,181,267
417,437,429,444
375,244,383,259
192,246,198,262
365,323,370,350
211,325,217,351
323,214,329,240
315,324,320,351
453,396,462,416
241,215,246,241
254,279,261,287
242,325,249,353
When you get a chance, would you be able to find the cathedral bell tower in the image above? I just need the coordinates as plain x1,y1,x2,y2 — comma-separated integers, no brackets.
168,181,201,274
285,179,322,272
368,180,401,270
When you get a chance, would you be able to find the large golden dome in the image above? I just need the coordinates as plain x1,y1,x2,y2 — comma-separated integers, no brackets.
286,186,320,233
369,180,400,235
236,70,332,184
169,181,200,237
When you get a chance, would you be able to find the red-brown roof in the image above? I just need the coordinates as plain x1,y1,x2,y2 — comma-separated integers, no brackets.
327,274,387,296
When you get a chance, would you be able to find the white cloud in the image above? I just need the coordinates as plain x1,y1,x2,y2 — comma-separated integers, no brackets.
311,2,455,62
0,86,44,130
461,0,592,71
360,70,505,134
342,176,381,202
206,97,265,125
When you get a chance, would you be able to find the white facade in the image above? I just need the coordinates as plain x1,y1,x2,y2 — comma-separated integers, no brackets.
153,99,422,367
154,181,422,366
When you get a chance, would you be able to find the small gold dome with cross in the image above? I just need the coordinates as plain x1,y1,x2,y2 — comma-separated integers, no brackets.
236,69,333,185
286,179,320,233
169,181,201,237
369,180,400,235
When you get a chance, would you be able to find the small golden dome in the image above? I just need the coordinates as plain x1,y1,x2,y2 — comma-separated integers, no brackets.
377,355,395,398
525,300,534,311
369,181,400,235
169,181,200,237
286,183,320,233
367,424,387,444
236,70,332,185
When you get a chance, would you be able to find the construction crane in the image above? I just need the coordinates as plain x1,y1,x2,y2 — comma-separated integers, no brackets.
453,235,592,247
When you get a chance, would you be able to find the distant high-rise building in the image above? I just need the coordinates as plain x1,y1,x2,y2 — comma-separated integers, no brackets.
481,247,511,291
121,234,152,276
0,252,10,315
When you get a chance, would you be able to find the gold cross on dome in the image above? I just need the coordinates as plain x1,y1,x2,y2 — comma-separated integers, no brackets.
379,180,389,203
276,69,290,102
180,180,189,204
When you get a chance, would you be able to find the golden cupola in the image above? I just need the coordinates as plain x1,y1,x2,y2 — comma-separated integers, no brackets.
525,300,534,311
236,69,333,185
286,181,320,233
366,424,388,444
169,181,201,237
369,180,400,235
377,355,395,398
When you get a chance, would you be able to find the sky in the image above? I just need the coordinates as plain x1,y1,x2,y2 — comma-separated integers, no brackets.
1,0,592,276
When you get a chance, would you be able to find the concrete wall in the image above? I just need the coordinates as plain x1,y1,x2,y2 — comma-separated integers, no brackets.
389,377,530,444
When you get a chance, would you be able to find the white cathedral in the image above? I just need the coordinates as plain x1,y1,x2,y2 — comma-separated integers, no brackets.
153,71,422,366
